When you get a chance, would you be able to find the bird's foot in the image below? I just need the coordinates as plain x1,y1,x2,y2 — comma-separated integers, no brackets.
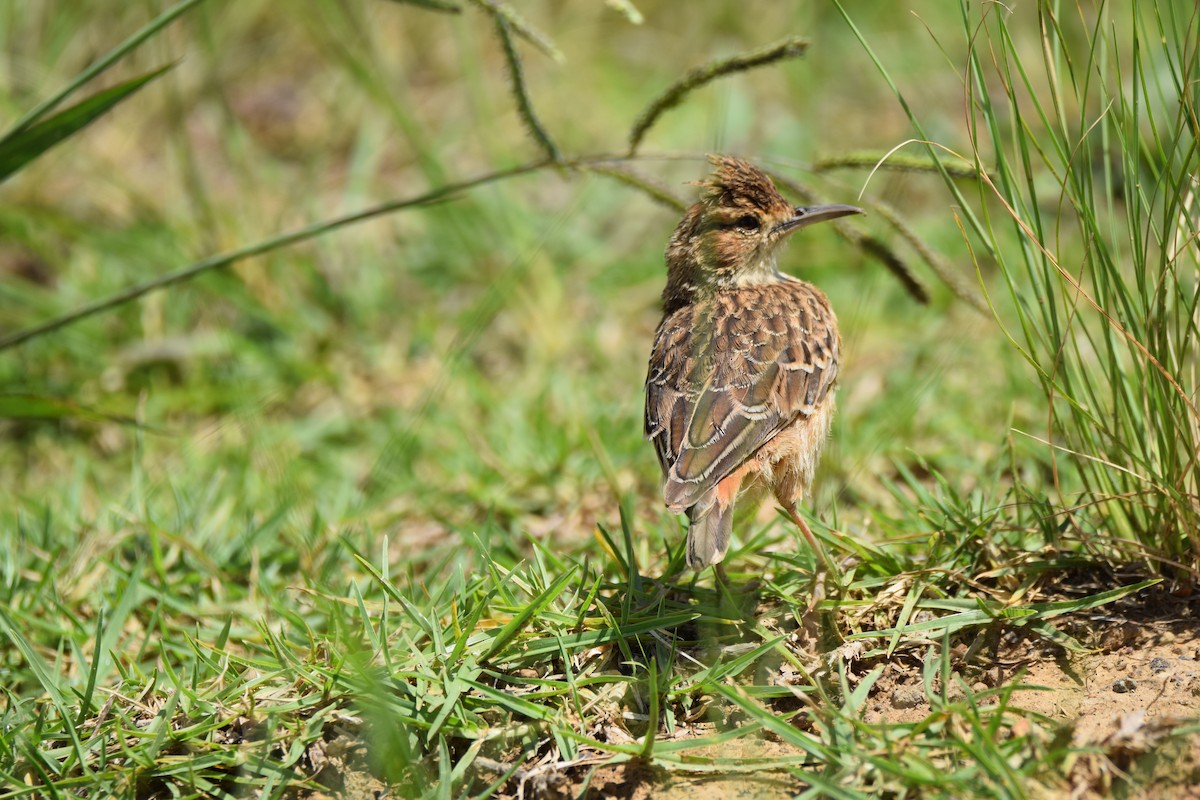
796,567,844,651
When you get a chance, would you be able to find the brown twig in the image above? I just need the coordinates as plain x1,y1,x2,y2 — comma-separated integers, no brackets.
478,2,562,163
0,155,692,352
628,36,808,155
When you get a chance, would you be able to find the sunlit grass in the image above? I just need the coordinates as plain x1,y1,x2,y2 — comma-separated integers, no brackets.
842,0,1200,572
1,1,1197,798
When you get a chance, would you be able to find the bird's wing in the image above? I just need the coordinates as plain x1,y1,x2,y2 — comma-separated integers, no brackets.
644,283,838,511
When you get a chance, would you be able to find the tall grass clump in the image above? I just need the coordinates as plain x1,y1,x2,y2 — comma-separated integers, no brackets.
845,1,1200,575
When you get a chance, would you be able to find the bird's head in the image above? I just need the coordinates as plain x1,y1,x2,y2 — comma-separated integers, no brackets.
663,155,862,310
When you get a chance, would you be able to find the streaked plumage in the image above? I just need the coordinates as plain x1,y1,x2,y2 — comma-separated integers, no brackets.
644,156,860,570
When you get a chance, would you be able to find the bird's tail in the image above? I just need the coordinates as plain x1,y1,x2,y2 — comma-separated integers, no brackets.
685,497,733,570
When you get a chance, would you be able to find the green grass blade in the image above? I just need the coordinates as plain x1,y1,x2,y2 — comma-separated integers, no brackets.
479,564,578,663
2,0,201,136
0,64,174,183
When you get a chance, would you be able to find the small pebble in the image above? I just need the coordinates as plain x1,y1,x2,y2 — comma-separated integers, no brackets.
1113,678,1137,693
971,682,988,693
1150,657,1170,673
891,687,927,709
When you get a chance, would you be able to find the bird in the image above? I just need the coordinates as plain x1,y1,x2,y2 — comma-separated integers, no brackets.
644,155,862,573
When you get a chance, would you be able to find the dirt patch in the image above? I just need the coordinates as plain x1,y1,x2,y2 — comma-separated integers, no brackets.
618,772,801,800
1021,626,1199,738
856,601,1200,799
864,618,1200,729
304,729,391,800
468,725,808,800
569,751,802,800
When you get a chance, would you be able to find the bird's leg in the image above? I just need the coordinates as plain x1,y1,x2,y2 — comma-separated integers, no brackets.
785,504,836,592
786,504,843,649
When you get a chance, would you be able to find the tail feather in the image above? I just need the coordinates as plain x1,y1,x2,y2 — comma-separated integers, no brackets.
685,499,733,570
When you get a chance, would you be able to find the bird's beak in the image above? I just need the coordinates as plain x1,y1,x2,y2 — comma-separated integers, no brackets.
772,204,864,237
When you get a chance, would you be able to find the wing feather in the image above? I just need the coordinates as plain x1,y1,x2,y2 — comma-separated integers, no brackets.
644,282,839,512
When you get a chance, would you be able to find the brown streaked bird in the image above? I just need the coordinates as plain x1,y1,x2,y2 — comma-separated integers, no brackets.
644,155,861,572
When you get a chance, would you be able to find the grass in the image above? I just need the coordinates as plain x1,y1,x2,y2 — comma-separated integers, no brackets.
848,0,1200,573
1,1,1198,798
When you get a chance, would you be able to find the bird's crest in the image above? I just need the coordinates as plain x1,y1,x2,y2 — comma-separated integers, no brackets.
693,155,792,216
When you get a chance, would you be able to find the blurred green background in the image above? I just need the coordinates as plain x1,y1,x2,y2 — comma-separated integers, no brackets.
0,1,1019,564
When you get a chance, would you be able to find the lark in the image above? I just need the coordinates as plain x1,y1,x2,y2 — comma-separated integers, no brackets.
644,155,861,572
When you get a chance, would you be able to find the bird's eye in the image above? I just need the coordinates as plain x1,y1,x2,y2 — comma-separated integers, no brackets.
734,214,761,232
